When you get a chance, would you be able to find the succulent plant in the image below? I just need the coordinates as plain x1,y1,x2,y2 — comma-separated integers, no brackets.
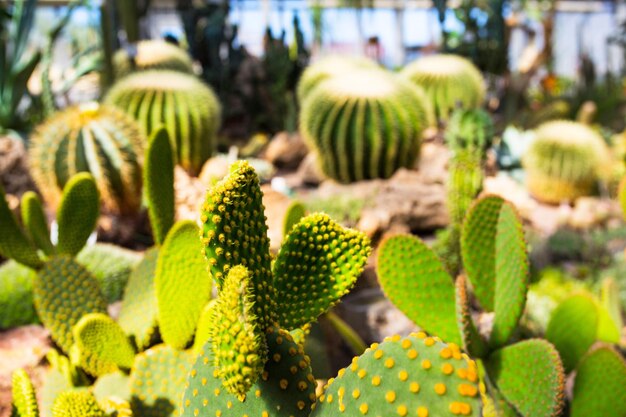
522,120,610,204
0,260,38,328
113,40,194,79
401,54,485,121
376,195,565,417
445,108,494,155
300,70,433,182
52,390,106,417
21,191,55,256
28,102,145,214
104,70,221,175
11,369,39,417
296,54,379,102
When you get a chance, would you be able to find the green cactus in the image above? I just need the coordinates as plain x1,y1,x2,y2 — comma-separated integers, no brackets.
52,390,106,417
118,247,160,351
28,102,145,214
0,183,42,269
181,326,316,417
75,243,142,303
484,339,565,417
143,126,174,246
155,220,211,349
445,108,494,155
0,260,38,328
104,70,221,175
71,313,136,377
129,345,194,417
282,200,307,238
113,40,194,79
56,173,99,256
34,255,108,354
545,293,620,372
21,191,54,256
570,345,626,417
522,120,610,204
93,371,131,404
11,369,39,417
300,70,433,182
313,332,482,417
455,275,487,359
296,55,379,102
401,54,485,121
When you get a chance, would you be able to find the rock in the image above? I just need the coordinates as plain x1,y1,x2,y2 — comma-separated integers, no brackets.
413,142,449,185
0,134,37,198
175,167,207,223
198,156,230,187
264,132,309,170
293,152,326,187
568,197,621,230
261,185,292,253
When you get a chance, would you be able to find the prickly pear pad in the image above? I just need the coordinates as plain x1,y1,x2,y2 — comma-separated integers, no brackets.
312,332,482,417
56,173,99,256
11,369,39,417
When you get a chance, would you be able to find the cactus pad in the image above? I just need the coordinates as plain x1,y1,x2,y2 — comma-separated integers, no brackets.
485,339,564,417
71,313,136,377
0,184,42,269
570,345,626,417
11,369,39,417
192,300,217,354
312,332,482,417
273,213,370,330
21,191,54,256
34,255,108,354
282,200,307,238
377,234,461,346
118,248,159,351
181,326,316,417
113,40,194,78
209,265,266,399
156,220,211,349
52,390,106,417
200,161,275,328
93,371,131,403
455,275,487,358
0,260,39,328
56,173,99,256
461,195,529,348
129,345,194,417
144,126,175,246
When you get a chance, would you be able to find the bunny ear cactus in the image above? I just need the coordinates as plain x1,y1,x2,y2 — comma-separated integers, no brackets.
300,70,433,183
522,120,610,204
0,260,38,328
570,345,626,417
11,369,39,417
52,391,106,417
282,200,307,238
104,70,221,175
312,332,482,417
28,102,145,214
56,173,99,256
401,54,485,121
21,191,55,256
113,40,194,78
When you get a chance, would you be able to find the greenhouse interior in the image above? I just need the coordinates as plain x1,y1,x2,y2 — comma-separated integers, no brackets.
1,0,626,416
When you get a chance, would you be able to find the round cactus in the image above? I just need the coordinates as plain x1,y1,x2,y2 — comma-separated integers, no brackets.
300,70,433,183
297,55,379,102
113,40,194,79
104,70,221,175
28,102,145,214
401,54,485,121
522,120,610,204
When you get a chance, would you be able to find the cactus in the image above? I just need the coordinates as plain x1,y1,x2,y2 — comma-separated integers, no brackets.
570,345,626,417
118,247,160,351
296,55,379,102
52,390,106,417
28,102,145,214
143,126,175,245
312,332,482,417
34,255,108,354
21,191,55,256
93,372,131,404
104,70,221,175
113,40,194,79
71,313,136,377
522,120,610,204
56,173,99,256
11,369,39,417
300,70,433,182
445,108,494,155
155,220,211,349
282,200,306,238
129,345,194,417
401,54,485,121
0,260,38,328
192,300,216,354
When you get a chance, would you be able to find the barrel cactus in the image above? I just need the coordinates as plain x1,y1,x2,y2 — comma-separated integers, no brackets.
104,70,221,175
522,120,610,204
296,55,379,102
300,70,433,183
401,54,485,121
28,102,144,214
113,40,194,79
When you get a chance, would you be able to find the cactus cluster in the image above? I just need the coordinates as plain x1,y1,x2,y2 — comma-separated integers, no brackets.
104,70,221,175
113,39,195,79
300,69,433,182
522,120,611,204
28,102,145,214
401,54,485,121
